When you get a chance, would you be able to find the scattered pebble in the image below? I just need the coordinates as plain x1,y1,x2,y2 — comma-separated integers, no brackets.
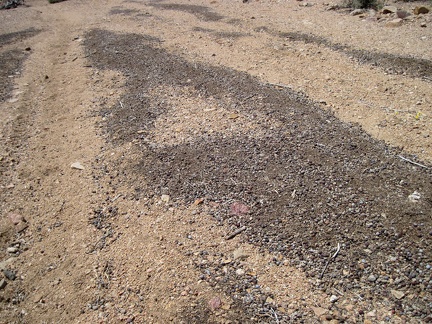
408,191,421,202
367,274,377,282
233,248,249,260
330,295,338,303
7,213,25,225
0,279,7,290
3,269,16,281
7,247,18,253
71,162,85,170
208,296,222,311
391,289,405,300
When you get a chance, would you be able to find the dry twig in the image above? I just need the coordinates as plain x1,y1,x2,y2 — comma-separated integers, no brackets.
319,243,340,279
398,155,428,169
226,226,246,240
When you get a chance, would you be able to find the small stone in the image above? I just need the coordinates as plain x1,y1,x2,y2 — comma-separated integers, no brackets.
230,202,250,216
0,259,14,271
330,295,338,303
414,6,429,15
228,113,239,119
396,10,410,19
350,9,364,16
71,162,85,170
33,293,44,303
16,223,28,233
193,198,204,206
345,304,354,311
233,248,249,260
221,304,231,310
7,247,18,253
208,296,222,311
386,18,403,27
382,6,397,14
8,213,25,225
0,279,7,290
420,22,427,27
408,191,421,202
391,289,405,299
365,310,377,318
25,47,31,51
3,269,16,281
311,306,328,317
161,194,170,203
236,269,245,276
265,296,275,304
368,274,377,282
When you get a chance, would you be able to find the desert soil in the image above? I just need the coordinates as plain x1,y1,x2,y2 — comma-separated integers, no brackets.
1,0,432,323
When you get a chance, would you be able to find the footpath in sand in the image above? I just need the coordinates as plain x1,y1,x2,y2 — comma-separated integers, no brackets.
0,0,431,323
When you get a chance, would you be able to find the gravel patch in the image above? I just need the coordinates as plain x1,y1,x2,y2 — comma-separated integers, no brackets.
84,29,432,322
279,31,432,81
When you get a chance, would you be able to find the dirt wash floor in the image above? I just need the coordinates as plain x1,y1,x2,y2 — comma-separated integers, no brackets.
0,0,431,323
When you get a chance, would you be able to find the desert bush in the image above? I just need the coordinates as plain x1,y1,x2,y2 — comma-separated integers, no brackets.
343,0,382,9
1,0,24,9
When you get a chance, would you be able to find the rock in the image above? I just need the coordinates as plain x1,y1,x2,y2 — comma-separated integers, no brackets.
208,296,222,311
33,292,44,303
236,268,245,275
265,296,275,304
396,10,410,19
414,6,429,15
382,6,397,14
233,248,249,260
161,194,170,203
368,274,377,282
420,22,427,27
391,289,405,299
386,18,403,27
365,309,377,318
0,279,7,290
7,247,18,253
408,191,421,202
350,9,364,16
311,306,328,317
71,162,85,170
0,258,14,271
228,113,239,119
3,269,16,281
193,198,204,206
8,213,25,225
230,202,250,216
221,303,231,310
16,223,28,233
330,295,338,303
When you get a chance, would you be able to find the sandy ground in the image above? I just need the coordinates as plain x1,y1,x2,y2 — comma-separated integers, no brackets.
0,0,431,323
